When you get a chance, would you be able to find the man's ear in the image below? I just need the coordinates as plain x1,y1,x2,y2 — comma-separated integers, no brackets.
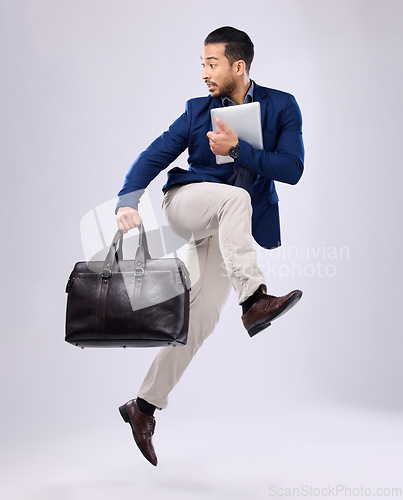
233,59,246,76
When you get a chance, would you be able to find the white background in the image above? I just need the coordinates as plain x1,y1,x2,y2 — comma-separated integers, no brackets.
1,1,402,498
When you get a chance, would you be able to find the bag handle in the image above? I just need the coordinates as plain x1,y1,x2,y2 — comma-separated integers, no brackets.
102,223,151,278
134,222,151,276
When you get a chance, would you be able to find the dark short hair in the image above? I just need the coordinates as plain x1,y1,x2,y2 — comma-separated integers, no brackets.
204,26,254,73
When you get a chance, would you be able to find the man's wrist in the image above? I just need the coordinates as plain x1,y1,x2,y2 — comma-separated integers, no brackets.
115,189,144,214
229,141,240,160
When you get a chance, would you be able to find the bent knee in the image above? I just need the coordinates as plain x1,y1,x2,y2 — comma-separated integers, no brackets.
223,186,252,212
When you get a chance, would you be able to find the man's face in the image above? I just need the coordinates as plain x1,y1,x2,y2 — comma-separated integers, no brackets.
201,43,237,99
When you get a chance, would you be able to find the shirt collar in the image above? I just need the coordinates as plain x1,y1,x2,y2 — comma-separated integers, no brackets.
221,80,254,107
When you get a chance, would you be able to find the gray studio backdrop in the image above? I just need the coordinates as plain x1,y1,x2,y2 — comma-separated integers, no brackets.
1,0,402,498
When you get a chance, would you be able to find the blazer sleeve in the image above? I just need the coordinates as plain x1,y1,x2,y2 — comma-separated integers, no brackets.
236,94,304,185
115,102,191,212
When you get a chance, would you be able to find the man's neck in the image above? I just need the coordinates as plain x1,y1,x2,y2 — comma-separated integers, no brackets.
228,78,251,105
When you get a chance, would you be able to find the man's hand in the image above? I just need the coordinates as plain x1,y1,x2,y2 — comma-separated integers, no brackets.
207,118,238,156
116,206,143,234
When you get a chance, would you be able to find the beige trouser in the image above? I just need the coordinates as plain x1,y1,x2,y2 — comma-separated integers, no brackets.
137,182,267,409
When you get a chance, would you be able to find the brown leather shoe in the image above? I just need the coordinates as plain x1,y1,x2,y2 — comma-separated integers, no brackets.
119,399,158,466
242,290,303,337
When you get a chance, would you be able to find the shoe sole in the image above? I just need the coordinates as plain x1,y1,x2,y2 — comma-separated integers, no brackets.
119,404,158,466
248,290,303,337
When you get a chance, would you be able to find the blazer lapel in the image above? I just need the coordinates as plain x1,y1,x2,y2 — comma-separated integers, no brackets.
210,96,223,109
253,81,268,127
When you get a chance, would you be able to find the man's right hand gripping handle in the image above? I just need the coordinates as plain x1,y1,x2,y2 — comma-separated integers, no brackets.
116,207,143,234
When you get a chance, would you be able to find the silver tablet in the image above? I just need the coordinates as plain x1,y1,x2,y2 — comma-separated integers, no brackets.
210,101,264,164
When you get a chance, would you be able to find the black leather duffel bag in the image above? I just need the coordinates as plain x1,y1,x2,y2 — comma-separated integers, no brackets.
65,223,190,348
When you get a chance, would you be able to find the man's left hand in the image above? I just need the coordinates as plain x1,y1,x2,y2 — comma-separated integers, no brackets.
207,118,238,156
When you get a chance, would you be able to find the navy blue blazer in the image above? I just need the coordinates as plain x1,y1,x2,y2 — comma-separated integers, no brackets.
116,82,304,249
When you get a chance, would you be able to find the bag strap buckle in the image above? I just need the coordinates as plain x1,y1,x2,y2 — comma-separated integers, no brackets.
134,264,145,277
102,269,112,279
